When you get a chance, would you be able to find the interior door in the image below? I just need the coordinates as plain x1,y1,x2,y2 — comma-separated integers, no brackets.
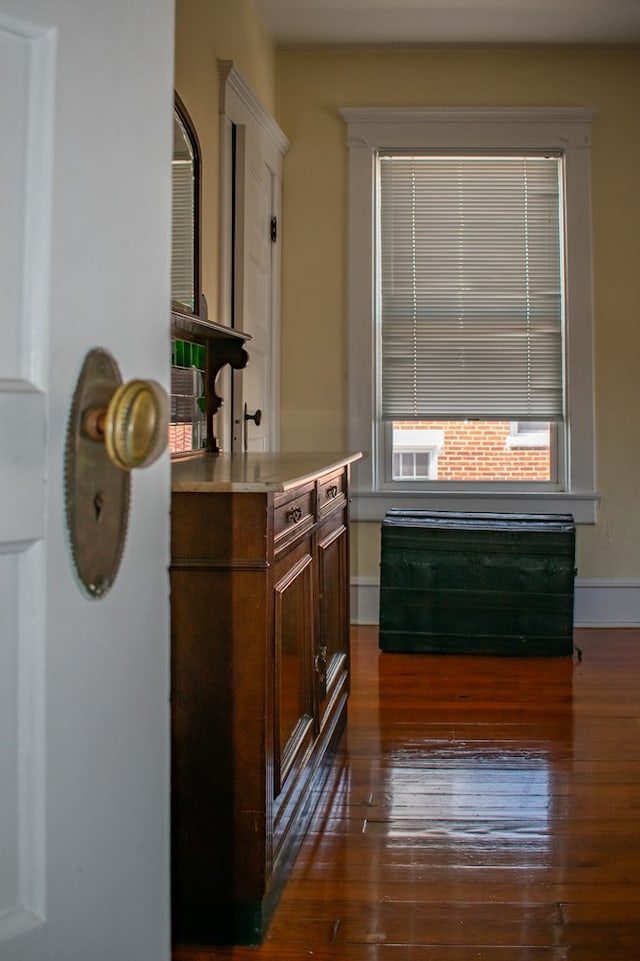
0,2,172,960
233,124,277,452
218,63,288,454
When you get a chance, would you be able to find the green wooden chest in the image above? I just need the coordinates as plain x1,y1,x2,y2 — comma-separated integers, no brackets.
379,510,576,656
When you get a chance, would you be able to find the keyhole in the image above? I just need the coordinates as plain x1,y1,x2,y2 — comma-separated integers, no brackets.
94,491,104,522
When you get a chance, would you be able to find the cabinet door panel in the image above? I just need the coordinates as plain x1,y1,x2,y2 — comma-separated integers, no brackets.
274,548,314,794
316,514,349,728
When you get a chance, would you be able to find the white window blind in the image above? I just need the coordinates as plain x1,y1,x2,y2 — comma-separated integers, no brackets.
171,112,195,311
378,154,564,422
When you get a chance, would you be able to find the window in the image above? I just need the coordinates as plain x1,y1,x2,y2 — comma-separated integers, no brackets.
393,450,432,479
341,108,598,523
170,339,206,454
171,95,206,455
508,422,550,450
172,95,201,315
391,426,442,480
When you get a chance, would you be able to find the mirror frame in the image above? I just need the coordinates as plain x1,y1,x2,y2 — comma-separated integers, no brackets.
173,92,202,316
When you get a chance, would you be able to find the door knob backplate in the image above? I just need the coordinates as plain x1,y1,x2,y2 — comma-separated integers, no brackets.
64,347,168,598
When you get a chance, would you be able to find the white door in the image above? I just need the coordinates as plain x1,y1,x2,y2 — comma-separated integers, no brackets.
233,124,277,452
218,63,288,453
0,2,172,960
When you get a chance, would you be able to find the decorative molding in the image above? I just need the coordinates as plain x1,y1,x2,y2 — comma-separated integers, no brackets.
351,577,640,629
218,59,290,156
340,106,597,151
340,105,598,126
170,558,268,572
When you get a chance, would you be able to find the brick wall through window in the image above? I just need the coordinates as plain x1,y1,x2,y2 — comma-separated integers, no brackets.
394,421,550,481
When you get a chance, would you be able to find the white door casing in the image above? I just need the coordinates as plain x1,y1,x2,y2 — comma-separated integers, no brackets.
0,2,172,959
218,61,288,452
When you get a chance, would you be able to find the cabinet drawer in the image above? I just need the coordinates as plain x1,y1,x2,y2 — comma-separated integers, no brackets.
274,483,314,549
317,468,346,518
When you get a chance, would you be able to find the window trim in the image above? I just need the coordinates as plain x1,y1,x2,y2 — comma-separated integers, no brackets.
341,107,599,524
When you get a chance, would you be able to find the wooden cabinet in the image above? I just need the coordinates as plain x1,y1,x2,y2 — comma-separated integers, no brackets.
170,452,359,946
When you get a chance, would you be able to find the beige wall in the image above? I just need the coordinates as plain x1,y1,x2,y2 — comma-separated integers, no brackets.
174,14,640,584
276,46,640,581
174,0,277,315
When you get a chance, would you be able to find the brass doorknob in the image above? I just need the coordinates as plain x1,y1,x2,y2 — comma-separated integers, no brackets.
84,378,168,471
104,379,168,470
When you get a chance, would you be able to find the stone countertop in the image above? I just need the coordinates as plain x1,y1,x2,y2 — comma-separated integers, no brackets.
171,451,363,493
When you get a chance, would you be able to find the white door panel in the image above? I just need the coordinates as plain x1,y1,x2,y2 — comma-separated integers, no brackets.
0,1,172,959
218,64,288,454
0,389,45,544
234,125,273,451
0,13,52,948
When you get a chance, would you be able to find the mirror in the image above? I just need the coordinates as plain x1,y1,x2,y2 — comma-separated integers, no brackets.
171,95,201,315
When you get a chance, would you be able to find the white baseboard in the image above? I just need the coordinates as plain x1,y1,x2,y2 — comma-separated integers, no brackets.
350,577,640,629
350,578,381,625
572,578,640,627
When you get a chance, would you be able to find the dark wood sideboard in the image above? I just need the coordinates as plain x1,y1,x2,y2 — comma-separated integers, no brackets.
170,451,361,945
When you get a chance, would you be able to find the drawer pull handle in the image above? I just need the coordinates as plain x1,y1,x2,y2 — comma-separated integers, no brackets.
326,484,339,499
286,505,302,524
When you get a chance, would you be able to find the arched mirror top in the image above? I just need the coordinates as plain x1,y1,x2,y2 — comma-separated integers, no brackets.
172,93,201,316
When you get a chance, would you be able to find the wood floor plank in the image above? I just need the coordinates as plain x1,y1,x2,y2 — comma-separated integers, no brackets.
173,627,640,960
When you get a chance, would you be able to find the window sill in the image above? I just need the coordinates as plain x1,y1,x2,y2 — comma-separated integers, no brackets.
351,489,599,524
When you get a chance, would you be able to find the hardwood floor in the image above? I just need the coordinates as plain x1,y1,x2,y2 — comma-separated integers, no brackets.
174,625,640,960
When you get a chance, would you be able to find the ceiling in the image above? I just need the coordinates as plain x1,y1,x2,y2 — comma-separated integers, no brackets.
254,0,640,46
